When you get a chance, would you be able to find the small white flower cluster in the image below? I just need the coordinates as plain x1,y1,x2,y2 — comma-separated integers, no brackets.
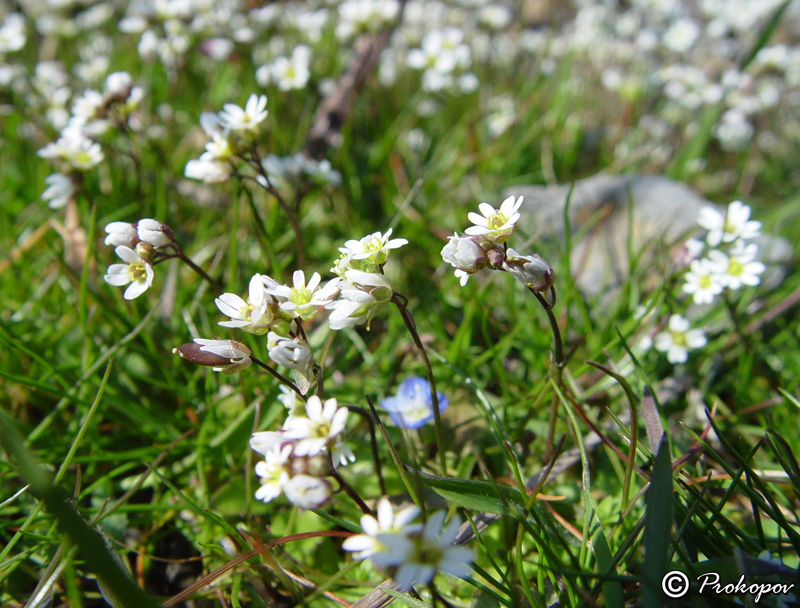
441,195,556,292
37,71,144,209
102,219,175,300
184,93,268,184
335,0,400,41
327,229,407,330
215,270,339,392
343,497,473,591
250,395,354,510
651,201,765,365
682,200,765,306
406,28,477,94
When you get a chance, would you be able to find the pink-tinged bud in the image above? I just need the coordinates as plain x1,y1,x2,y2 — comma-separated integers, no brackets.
486,247,505,269
137,219,175,248
174,339,252,374
503,248,555,292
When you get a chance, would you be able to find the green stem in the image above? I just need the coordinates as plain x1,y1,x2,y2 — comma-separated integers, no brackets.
250,356,306,401
531,286,565,461
392,292,448,476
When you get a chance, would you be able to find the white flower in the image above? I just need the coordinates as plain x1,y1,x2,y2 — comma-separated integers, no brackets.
267,332,312,371
38,127,104,172
193,338,251,373
654,314,707,364
331,438,356,467
267,270,339,321
283,474,331,509
326,271,393,330
218,93,268,134
184,157,231,183
215,274,275,334
103,71,132,99
334,229,407,274
103,246,155,300
104,221,138,247
440,234,488,286
0,13,27,53
41,173,75,210
136,218,174,248
707,242,765,290
250,430,286,456
389,511,473,591
503,248,555,292
283,395,348,458
465,195,523,243
254,445,292,503
682,258,724,305
258,45,312,91
697,201,761,247
343,497,422,560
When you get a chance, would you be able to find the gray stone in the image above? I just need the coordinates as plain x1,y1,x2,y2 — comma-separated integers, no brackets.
504,174,792,296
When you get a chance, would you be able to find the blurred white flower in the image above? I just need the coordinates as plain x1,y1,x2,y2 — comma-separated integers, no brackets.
682,258,724,305
103,246,155,300
343,497,422,560
254,445,292,503
335,0,399,40
218,93,268,134
503,248,556,292
283,474,331,509
41,173,75,209
283,395,348,458
707,242,765,290
663,18,699,53
184,157,231,183
713,108,753,151
386,511,473,591
0,13,26,53
38,126,104,171
654,314,707,364
257,45,311,91
697,201,761,247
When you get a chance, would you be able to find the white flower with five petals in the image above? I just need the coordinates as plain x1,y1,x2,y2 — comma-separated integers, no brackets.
215,274,276,334
697,201,761,247
267,270,339,321
103,246,154,300
465,195,523,243
654,314,707,364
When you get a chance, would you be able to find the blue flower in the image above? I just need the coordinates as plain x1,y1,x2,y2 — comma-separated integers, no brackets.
379,377,448,429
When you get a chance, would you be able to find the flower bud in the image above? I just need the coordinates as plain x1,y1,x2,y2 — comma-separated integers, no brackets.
104,221,138,247
503,248,555,292
135,241,156,264
174,339,252,373
137,218,175,248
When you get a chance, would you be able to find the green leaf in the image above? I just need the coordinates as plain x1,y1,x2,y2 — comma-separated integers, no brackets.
641,439,673,608
404,467,526,515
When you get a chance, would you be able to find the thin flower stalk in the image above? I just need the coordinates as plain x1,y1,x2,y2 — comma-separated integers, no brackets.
391,291,447,475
